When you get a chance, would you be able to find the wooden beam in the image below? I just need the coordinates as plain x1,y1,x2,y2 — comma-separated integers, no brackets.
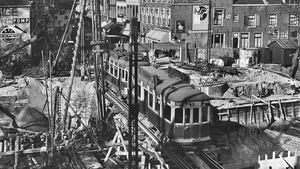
279,100,286,121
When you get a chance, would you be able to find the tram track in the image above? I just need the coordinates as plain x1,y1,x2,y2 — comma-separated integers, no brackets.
102,83,224,169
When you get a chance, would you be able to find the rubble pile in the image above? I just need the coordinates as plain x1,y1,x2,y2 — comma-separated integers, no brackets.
222,68,294,98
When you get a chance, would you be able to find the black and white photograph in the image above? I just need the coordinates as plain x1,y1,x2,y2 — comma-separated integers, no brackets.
0,0,300,169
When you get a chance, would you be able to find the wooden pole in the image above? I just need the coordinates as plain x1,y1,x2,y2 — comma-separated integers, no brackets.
52,0,77,69
14,136,20,169
63,0,87,132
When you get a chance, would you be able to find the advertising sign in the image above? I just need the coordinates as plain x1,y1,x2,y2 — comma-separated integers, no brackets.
192,5,209,31
176,20,185,33
0,7,31,57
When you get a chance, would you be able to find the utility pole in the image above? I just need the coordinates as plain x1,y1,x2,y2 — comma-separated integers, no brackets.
206,0,212,68
128,17,140,169
91,0,107,132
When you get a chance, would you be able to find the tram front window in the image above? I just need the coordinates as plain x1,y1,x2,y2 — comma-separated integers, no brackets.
175,108,183,124
163,104,171,121
193,108,199,123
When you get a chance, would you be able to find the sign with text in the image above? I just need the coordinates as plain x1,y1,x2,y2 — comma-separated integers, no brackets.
0,7,31,56
192,5,209,31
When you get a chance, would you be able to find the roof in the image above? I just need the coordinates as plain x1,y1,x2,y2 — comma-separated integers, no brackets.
139,66,210,103
233,0,265,4
267,39,298,49
233,0,283,4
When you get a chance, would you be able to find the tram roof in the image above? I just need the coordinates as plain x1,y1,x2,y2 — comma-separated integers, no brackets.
109,52,150,67
139,66,210,102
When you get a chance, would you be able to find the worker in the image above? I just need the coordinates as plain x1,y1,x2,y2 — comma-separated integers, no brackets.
290,78,296,95
87,62,92,81
80,64,86,81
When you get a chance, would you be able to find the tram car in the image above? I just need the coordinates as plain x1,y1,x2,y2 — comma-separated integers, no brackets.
137,66,216,144
105,50,150,100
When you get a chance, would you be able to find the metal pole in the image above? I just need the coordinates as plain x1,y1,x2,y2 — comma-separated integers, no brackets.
207,0,212,67
132,17,139,168
128,35,133,168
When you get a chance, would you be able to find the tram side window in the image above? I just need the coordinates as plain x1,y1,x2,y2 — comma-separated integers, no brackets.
149,92,153,108
202,107,208,122
114,66,118,77
163,104,171,121
110,63,114,75
125,71,128,81
122,69,125,80
193,108,199,123
175,108,183,124
155,96,160,113
185,108,190,124
138,84,141,98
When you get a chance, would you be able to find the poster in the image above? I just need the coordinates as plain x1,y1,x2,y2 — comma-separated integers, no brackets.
176,20,185,33
0,7,31,57
192,5,209,31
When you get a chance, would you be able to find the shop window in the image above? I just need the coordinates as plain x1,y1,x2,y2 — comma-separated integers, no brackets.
175,108,183,124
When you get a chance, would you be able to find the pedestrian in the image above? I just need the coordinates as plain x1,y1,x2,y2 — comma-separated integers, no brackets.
80,64,86,81
290,78,296,95
87,63,92,81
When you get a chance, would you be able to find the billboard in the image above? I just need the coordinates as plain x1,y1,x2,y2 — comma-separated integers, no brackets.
0,7,31,58
192,5,209,31
176,20,185,33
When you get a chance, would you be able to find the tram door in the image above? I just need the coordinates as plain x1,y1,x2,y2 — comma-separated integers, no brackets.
184,108,192,139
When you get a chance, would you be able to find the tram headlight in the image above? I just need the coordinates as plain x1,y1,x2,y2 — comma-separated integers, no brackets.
124,87,128,95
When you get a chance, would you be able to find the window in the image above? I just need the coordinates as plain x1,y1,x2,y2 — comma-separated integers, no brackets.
214,9,224,26
241,33,249,48
281,31,288,39
164,104,171,121
211,34,225,48
149,92,153,108
185,108,190,124
193,108,199,123
254,33,262,47
110,62,114,74
202,107,208,123
175,108,183,123
232,33,239,48
233,15,239,22
289,14,298,26
244,14,260,27
269,14,277,27
155,96,160,113
138,84,141,98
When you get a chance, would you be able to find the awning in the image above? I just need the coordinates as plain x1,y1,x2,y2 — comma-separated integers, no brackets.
103,21,115,30
122,23,130,36
146,29,169,43
153,42,186,50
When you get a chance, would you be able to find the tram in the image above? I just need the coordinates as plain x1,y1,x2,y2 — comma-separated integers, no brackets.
137,66,216,144
105,50,150,100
